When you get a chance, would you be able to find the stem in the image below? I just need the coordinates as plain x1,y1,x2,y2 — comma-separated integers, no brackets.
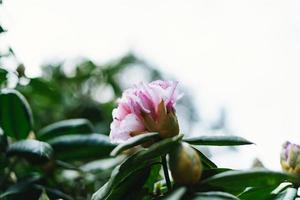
161,155,172,192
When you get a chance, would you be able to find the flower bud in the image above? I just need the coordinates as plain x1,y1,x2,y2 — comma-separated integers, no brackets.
109,80,182,143
169,142,202,185
280,141,300,175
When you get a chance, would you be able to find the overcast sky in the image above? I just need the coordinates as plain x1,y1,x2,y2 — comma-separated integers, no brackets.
2,0,300,170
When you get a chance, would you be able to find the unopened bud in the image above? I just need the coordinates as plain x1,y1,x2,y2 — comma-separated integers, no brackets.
169,142,202,185
280,141,300,175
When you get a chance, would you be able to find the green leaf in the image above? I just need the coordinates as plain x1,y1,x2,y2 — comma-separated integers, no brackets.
238,186,278,200
143,164,161,193
38,118,94,141
193,191,239,200
92,164,152,200
80,157,124,173
193,147,217,169
0,127,8,152
0,68,8,86
34,185,73,200
0,175,41,199
163,187,186,200
92,135,182,200
110,132,160,156
0,25,5,34
0,89,33,140
7,139,53,164
38,189,50,200
271,182,293,196
201,168,232,180
184,135,253,146
48,133,115,160
200,170,297,193
273,187,297,200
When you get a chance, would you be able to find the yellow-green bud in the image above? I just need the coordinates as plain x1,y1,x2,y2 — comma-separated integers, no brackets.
169,142,202,185
280,141,300,175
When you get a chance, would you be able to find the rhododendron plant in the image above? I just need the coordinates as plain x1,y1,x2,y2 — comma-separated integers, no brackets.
109,80,182,143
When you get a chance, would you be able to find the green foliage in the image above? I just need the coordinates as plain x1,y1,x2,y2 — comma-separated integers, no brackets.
38,118,94,141
110,132,160,156
193,191,240,200
7,140,53,164
200,170,297,194
0,89,33,140
48,134,115,161
0,25,5,34
0,68,8,86
184,135,253,146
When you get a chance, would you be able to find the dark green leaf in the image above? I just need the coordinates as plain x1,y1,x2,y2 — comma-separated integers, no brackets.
0,89,33,140
201,168,232,180
92,164,152,200
143,164,161,193
200,170,297,193
184,135,253,146
0,68,8,86
92,135,182,200
0,175,41,199
238,186,278,200
80,157,124,173
0,127,8,152
38,118,94,141
0,25,5,34
110,132,160,156
193,147,217,169
7,139,53,164
163,187,186,200
48,133,115,160
193,191,239,200
34,185,73,200
271,182,293,196
273,187,297,200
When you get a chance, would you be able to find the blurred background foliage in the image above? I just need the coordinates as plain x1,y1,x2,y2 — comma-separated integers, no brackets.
0,2,233,199
15,53,199,133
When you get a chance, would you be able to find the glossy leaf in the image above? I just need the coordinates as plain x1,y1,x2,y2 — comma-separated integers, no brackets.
0,89,33,140
193,147,217,169
34,185,73,200
271,182,293,196
92,135,182,200
193,191,239,200
0,175,41,199
163,187,186,200
200,170,297,193
7,139,53,164
0,68,8,86
0,127,8,152
110,132,160,156
38,118,94,141
48,133,115,160
273,187,297,200
80,157,124,173
92,164,152,200
201,168,232,180
184,135,253,146
238,186,277,200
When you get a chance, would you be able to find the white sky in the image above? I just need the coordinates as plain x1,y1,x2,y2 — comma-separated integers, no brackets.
2,0,300,170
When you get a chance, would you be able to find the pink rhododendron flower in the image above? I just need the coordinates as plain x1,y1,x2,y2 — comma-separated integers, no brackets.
109,80,182,143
